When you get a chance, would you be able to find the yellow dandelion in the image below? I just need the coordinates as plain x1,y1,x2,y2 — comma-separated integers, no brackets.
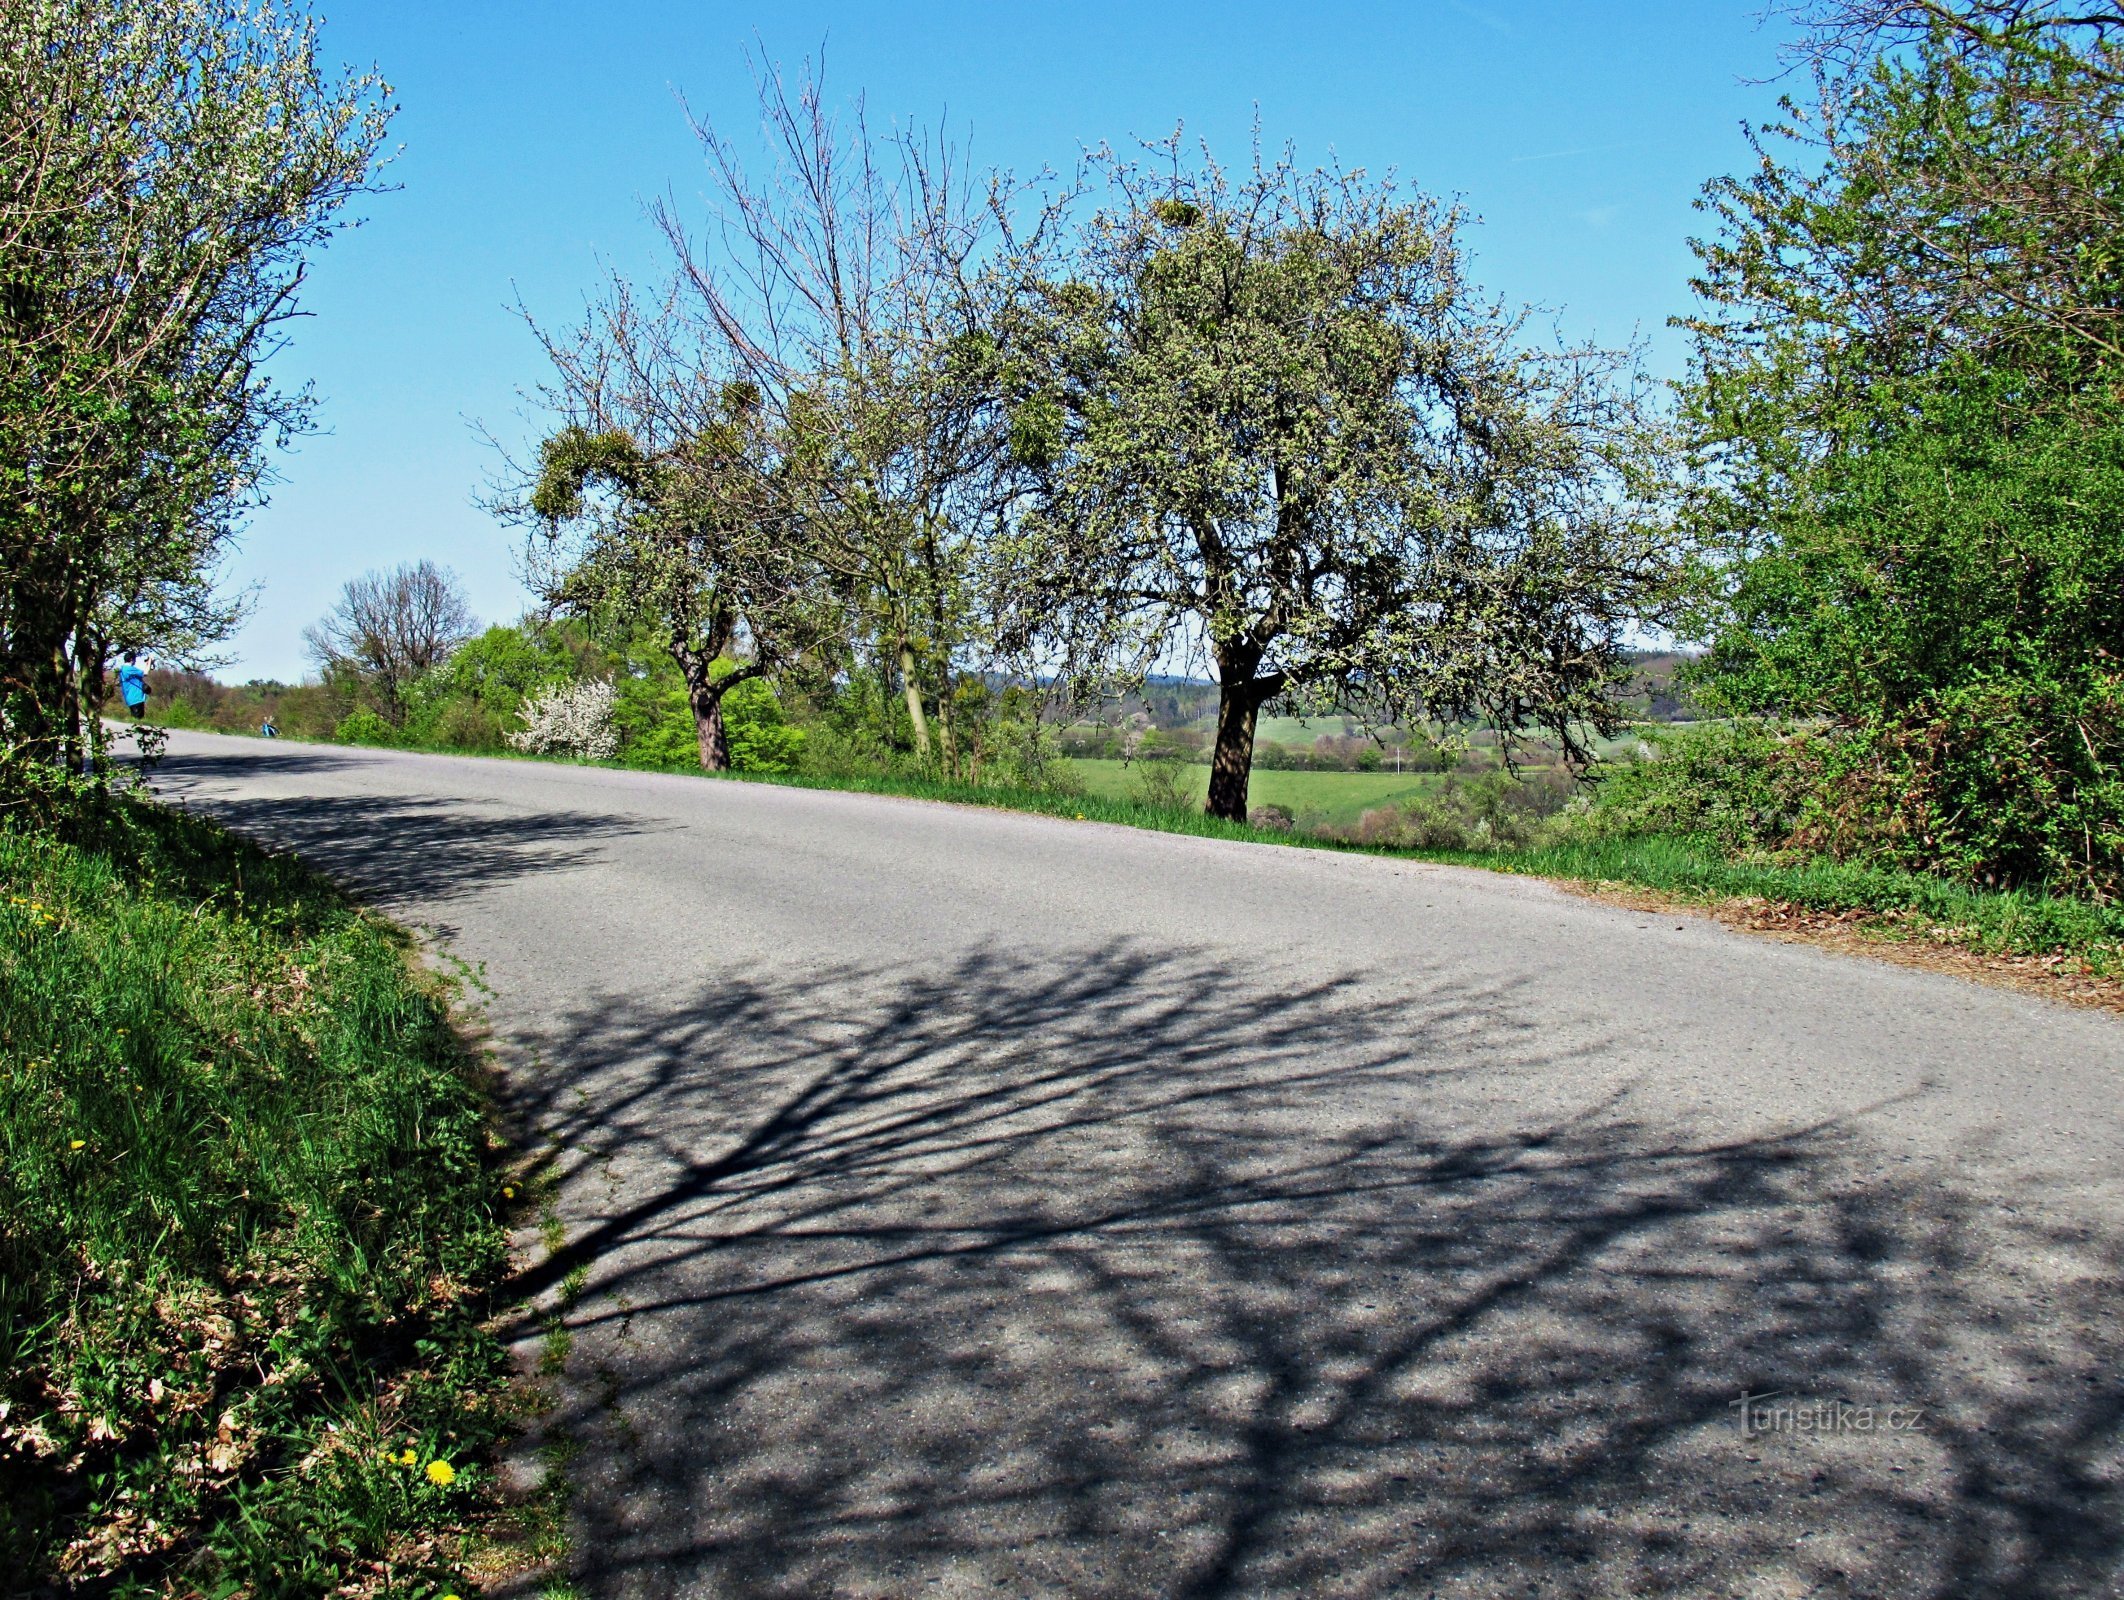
69,1139,85,1151
425,1458,456,1486
398,1447,418,1466
502,1185,516,1199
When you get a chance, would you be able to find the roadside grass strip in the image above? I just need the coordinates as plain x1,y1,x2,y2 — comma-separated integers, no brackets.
0,793,522,1596
1486,835,2124,973
128,725,2124,985
703,767,2124,979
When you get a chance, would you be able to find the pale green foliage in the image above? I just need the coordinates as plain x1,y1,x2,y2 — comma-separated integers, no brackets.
0,0,391,763
997,140,1682,816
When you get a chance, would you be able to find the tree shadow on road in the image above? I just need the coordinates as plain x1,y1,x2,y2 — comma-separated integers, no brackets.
497,942,2124,1600
151,751,654,916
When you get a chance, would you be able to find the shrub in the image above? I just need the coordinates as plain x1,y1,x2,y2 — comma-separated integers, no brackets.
611,660,804,773
1580,710,2124,895
333,706,394,746
1130,753,1191,810
1347,771,1575,852
1574,722,1810,855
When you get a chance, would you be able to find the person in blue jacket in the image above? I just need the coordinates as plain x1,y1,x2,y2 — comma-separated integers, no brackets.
115,653,149,719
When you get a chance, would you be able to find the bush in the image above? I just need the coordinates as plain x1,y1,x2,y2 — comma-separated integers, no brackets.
430,696,507,751
1130,753,1191,810
611,656,804,773
1683,350,2124,897
1579,710,2124,896
1347,771,1575,852
333,706,395,746
1574,722,1808,855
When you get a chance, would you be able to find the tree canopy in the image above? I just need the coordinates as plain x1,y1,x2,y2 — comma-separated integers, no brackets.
999,144,1680,818
0,0,390,767
1680,0,2124,891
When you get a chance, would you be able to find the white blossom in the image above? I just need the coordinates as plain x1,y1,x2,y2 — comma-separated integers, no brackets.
509,681,619,761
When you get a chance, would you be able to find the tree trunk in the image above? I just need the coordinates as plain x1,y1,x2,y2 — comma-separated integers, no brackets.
673,641,735,772
900,645,933,758
1205,650,1285,823
671,609,754,774
936,663,958,778
0,563,74,764
1206,682,1260,822
690,681,731,771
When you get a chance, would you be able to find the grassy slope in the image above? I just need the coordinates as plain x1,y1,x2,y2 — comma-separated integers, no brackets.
0,793,518,1597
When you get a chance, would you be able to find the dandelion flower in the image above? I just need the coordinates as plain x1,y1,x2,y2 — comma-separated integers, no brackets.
398,1447,418,1466
69,1139,85,1151
425,1458,456,1486
502,1185,516,1199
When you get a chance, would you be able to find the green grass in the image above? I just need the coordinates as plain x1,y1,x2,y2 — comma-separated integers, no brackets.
1460,833,2124,969
0,784,519,1596
1064,759,1447,825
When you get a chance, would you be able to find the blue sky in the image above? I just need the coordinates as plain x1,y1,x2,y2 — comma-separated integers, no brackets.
222,0,1793,682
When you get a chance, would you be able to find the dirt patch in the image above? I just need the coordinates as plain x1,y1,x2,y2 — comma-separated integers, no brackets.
1556,879,2124,1016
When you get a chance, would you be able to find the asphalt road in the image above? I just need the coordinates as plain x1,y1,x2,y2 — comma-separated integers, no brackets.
151,730,2124,1600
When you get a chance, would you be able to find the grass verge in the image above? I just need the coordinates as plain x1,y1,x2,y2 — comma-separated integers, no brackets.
699,766,2124,991
1,781,523,1596
149,724,2124,993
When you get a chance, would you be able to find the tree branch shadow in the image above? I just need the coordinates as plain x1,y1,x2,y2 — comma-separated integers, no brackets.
152,749,654,912
500,942,2124,1600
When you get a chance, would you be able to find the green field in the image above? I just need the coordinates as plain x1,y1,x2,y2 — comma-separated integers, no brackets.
1065,759,1446,825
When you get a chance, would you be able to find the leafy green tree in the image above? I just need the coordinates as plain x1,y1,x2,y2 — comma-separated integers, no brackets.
1681,0,2124,891
402,620,587,748
1001,141,1678,820
0,0,390,767
524,393,830,771
539,55,1035,776
608,636,804,773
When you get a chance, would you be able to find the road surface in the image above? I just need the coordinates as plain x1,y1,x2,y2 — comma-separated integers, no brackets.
152,730,2124,1600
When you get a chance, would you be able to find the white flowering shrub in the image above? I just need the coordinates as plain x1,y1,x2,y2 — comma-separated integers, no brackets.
509,680,618,760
